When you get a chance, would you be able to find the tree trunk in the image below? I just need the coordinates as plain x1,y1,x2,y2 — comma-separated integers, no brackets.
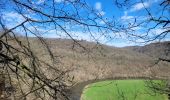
0,73,5,99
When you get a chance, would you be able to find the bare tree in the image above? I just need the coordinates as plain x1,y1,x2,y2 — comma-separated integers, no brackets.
0,0,169,99
114,0,170,98
114,0,169,43
0,0,119,99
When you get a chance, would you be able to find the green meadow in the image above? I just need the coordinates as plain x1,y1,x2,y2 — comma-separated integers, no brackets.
81,80,168,100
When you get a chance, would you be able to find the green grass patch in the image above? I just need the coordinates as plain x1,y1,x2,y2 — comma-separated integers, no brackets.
81,80,168,100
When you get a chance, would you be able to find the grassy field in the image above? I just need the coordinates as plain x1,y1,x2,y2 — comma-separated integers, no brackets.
81,80,168,100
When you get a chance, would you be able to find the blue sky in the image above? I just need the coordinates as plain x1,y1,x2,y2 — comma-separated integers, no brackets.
1,0,169,47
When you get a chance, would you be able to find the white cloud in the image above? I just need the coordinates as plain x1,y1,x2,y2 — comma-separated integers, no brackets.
3,12,24,22
2,12,25,28
2,11,37,30
121,15,134,20
55,0,64,3
130,2,150,12
153,0,160,3
95,2,102,11
99,20,105,25
97,11,105,16
121,11,134,20
100,11,105,16
129,0,160,12
20,25,143,47
37,0,45,4
95,2,105,16
150,28,169,35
